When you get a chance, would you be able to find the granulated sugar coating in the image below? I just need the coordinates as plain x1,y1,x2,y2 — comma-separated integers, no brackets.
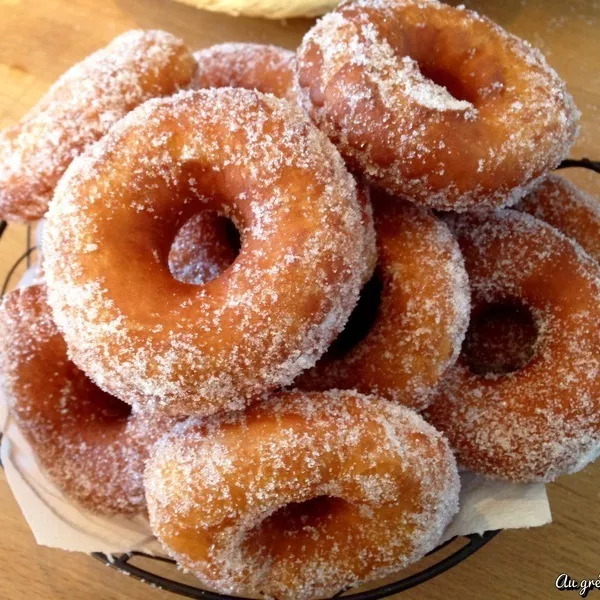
144,390,460,600
296,196,470,411
0,30,196,222
515,173,600,264
43,89,374,417
296,0,579,210
424,210,600,482
169,212,240,285
191,43,297,101
0,284,176,515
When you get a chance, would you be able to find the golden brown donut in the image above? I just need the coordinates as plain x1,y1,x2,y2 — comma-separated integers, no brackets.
296,0,579,210
424,210,600,482
145,390,460,600
0,284,174,514
43,89,374,417
0,30,196,222
515,173,600,263
297,196,469,411
191,43,296,101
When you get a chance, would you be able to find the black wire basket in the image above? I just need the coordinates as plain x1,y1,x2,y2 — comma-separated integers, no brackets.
1,156,598,599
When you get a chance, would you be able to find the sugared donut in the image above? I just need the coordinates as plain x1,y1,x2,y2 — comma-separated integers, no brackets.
424,210,600,482
0,30,196,222
191,43,296,101
0,284,174,514
144,390,460,600
169,212,240,285
296,0,579,210
168,182,376,286
43,89,374,417
296,196,469,411
515,173,600,263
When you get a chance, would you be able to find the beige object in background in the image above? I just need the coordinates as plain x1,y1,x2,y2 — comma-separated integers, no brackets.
173,0,337,19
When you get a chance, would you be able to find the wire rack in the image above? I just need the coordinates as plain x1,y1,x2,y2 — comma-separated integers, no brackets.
1,156,598,599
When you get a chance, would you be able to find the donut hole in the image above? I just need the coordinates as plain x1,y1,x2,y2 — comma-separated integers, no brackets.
168,211,241,285
245,496,349,552
417,64,475,104
87,385,133,423
74,377,134,444
220,217,241,253
326,272,383,358
463,299,539,375
394,23,504,106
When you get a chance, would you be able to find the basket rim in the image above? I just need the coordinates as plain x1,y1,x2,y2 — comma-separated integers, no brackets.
91,531,501,600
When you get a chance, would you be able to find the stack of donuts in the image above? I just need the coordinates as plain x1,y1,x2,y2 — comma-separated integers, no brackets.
0,2,598,598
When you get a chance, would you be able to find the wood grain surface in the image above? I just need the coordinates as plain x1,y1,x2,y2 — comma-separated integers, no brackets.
0,1,598,598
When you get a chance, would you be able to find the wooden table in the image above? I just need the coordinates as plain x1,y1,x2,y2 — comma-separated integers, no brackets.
0,0,598,598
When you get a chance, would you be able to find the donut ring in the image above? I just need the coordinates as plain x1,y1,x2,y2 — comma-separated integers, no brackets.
0,30,196,222
515,173,600,263
43,89,373,416
169,212,240,285
0,284,174,514
296,0,579,210
191,43,296,101
144,390,460,600
424,210,600,482
168,182,376,286
297,196,469,411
